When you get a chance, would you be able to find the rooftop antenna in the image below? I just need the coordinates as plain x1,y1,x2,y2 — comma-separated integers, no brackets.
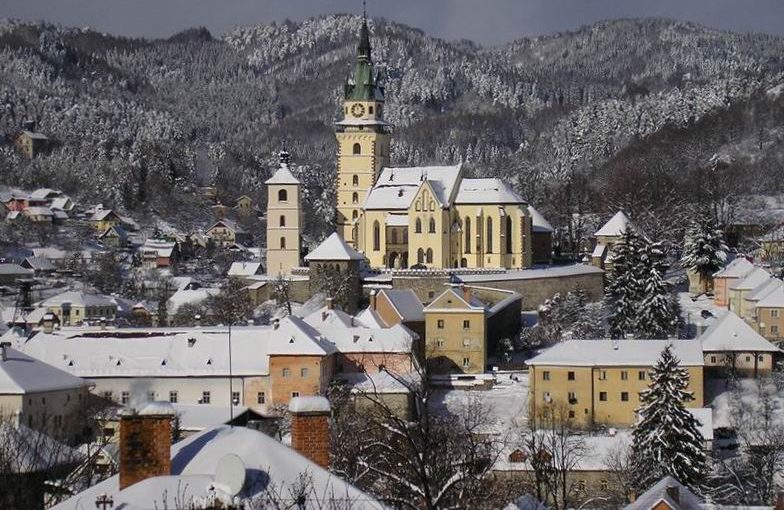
363,0,367,20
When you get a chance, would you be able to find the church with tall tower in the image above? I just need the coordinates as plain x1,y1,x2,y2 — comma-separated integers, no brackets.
333,17,534,270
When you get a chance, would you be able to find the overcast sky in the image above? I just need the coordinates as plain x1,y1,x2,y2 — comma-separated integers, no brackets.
2,0,783,45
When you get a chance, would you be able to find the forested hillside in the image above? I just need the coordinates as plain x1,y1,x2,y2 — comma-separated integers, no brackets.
1,15,783,245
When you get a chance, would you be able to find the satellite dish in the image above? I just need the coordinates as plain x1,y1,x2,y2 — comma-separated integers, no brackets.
214,454,246,497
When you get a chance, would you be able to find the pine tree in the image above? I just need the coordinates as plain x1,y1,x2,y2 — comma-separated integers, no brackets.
631,345,709,493
681,215,728,291
637,241,681,338
605,228,645,338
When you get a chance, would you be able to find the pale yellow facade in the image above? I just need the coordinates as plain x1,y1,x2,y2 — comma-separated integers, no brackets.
424,289,487,374
757,306,784,340
703,351,774,376
266,180,302,275
529,365,704,427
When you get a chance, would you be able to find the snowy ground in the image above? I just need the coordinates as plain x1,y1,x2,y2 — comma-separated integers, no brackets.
433,372,529,434
708,377,784,429
678,292,727,338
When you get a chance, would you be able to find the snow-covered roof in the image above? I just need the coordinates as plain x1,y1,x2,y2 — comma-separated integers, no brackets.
304,233,364,261
53,425,383,510
38,291,115,308
355,307,386,328
89,209,117,221
32,247,68,260
227,261,263,277
0,263,33,277
455,178,525,205
699,312,779,353
0,422,81,474
424,287,487,312
592,243,607,258
167,288,218,314
20,317,335,379
378,289,424,322
624,476,702,510
21,130,48,141
456,264,604,283
142,239,175,258
29,188,59,199
756,285,784,308
713,257,755,278
289,395,330,413
317,323,414,355
24,206,53,216
528,205,553,233
0,347,88,394
303,306,357,328
50,197,72,211
594,211,631,237
207,218,247,234
728,267,772,291
339,370,417,394
746,277,783,301
385,214,409,227
527,339,705,367
365,165,462,210
264,163,300,185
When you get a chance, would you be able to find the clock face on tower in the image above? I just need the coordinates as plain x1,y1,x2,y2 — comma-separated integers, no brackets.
351,103,366,118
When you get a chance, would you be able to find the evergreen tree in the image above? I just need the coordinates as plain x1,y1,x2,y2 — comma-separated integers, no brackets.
605,228,645,338
637,241,681,338
681,215,728,290
631,345,709,492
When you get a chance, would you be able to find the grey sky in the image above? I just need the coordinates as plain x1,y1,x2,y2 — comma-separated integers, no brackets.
2,0,783,45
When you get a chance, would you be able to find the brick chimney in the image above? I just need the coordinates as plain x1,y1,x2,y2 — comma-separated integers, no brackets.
326,297,334,310
119,402,175,490
42,313,55,334
460,284,471,302
666,485,680,505
369,289,377,310
288,396,330,469
775,492,784,510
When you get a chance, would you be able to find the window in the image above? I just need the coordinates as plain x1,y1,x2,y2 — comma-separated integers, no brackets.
463,338,471,347
464,217,471,253
278,189,288,202
169,391,178,403
428,217,436,233
352,192,359,204
232,391,240,405
710,355,717,363
772,325,780,335
621,370,628,380
463,320,470,329
426,248,433,264
746,356,751,362
352,143,361,155
300,367,309,377
569,410,575,418
292,391,300,398
568,371,575,381
577,480,586,491
543,371,550,381
257,392,266,404
437,319,445,329
462,357,470,368
598,371,607,381
352,210,358,220
282,368,291,377
638,371,646,381
148,391,156,401
102,391,113,401
600,480,608,491
280,236,286,249
121,391,129,404
486,217,493,253
352,175,359,186
621,392,629,402
390,229,398,244
436,338,445,348
772,309,780,318
373,221,381,251
568,391,577,403
759,354,765,362
505,216,513,254
599,392,607,402
279,215,285,227
369,105,374,114
415,218,422,233
201,391,211,404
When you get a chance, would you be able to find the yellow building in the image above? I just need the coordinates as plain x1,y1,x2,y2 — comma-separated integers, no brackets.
15,130,48,158
727,267,772,316
591,210,631,270
700,312,779,377
89,209,123,233
37,290,117,326
756,285,784,340
527,339,705,427
423,287,488,374
334,19,532,270
265,151,302,275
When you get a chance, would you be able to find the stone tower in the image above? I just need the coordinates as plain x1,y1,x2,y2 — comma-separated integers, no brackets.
265,151,302,275
335,16,391,246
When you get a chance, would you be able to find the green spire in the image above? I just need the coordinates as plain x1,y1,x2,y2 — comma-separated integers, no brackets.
345,16,383,102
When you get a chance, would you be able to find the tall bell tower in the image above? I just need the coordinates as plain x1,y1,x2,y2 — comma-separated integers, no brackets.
265,151,302,275
335,14,391,246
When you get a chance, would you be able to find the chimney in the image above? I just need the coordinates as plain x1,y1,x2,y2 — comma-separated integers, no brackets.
119,402,175,490
288,396,331,469
369,289,377,310
99,317,107,330
775,492,784,510
666,485,680,505
273,318,280,330
460,284,471,302
42,313,55,334
0,342,10,362
194,314,201,328
326,297,334,310
322,311,328,322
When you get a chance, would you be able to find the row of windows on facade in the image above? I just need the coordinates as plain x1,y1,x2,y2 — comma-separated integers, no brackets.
371,215,515,255
100,389,295,406
434,356,473,368
709,354,766,363
434,338,475,350
27,413,65,429
542,390,641,403
436,319,472,329
542,370,649,381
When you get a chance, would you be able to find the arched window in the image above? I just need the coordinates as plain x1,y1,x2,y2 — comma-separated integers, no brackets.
417,248,424,264
352,143,361,155
369,106,374,114
280,237,286,249
428,217,436,234
373,221,381,251
278,189,288,202
487,217,493,253
352,175,359,187
352,210,358,220
464,217,471,254
279,215,286,227
352,192,359,204
415,218,422,233
426,248,433,264
506,216,513,254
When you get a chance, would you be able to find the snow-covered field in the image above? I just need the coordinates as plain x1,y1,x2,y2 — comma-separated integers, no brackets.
434,372,529,433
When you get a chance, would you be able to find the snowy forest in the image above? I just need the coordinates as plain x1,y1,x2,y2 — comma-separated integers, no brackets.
1,15,784,245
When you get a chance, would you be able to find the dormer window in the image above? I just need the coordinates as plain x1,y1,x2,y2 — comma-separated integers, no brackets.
206,358,212,365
